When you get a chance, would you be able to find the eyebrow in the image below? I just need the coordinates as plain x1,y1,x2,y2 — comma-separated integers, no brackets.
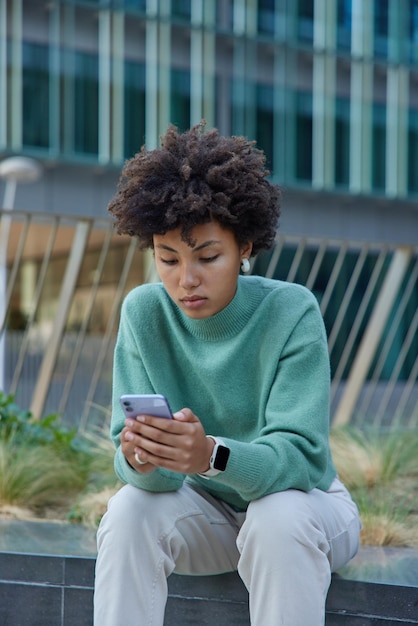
155,240,221,253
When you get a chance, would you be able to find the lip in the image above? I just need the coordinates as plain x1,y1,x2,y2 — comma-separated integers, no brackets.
180,296,207,309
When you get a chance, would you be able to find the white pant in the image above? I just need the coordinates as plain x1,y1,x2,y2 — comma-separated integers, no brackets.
94,478,360,626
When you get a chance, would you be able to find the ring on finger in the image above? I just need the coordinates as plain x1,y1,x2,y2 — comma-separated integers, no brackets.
134,451,147,465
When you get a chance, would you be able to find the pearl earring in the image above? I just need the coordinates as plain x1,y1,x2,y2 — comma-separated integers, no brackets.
241,258,250,273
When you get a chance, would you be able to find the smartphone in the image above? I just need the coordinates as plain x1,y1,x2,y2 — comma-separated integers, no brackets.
120,394,173,419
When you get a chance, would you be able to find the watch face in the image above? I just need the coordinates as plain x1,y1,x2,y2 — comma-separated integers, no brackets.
214,445,230,471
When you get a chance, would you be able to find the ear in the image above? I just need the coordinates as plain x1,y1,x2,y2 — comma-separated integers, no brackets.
240,241,253,258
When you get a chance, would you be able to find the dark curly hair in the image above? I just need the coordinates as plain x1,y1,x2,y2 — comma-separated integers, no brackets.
108,123,281,256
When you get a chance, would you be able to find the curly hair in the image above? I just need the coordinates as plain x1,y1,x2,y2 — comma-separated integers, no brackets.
108,123,281,256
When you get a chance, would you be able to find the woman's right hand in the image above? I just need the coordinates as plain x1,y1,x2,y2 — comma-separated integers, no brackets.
121,423,156,474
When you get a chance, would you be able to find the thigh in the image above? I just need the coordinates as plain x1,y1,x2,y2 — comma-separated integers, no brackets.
238,478,360,572
98,482,244,576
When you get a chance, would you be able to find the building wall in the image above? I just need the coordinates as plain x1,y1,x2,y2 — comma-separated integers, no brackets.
0,1,417,424
0,0,417,244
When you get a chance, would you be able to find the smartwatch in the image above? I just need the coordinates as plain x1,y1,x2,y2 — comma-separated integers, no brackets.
199,436,230,478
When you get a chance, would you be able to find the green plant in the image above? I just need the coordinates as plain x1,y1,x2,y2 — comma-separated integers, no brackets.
330,426,418,547
330,426,418,490
0,392,114,518
68,485,120,528
0,436,87,513
67,416,121,527
0,392,84,452
353,487,418,547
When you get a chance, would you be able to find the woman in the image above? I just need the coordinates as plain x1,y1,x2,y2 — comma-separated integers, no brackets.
94,123,361,626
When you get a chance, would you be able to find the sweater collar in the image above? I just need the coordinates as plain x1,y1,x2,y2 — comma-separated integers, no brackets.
174,276,262,341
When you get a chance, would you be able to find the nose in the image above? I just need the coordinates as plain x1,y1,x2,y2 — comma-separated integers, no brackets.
179,262,200,289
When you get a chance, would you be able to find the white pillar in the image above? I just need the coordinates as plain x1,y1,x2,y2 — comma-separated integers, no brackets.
349,0,374,193
190,0,216,127
312,0,336,189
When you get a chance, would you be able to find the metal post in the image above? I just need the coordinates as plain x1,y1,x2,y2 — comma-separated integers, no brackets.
30,220,91,419
0,156,42,392
0,180,17,391
333,247,412,426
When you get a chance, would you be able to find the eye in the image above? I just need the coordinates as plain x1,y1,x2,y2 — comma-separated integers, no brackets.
160,258,178,265
201,255,219,263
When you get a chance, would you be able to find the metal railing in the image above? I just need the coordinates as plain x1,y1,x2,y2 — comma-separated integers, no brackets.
1,209,417,431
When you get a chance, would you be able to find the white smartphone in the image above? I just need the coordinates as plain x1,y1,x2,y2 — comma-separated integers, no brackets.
119,394,173,419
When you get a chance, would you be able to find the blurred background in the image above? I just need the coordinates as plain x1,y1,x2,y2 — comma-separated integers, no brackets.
0,0,417,432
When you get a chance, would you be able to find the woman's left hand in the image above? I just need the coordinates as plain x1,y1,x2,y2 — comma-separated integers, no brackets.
123,408,214,475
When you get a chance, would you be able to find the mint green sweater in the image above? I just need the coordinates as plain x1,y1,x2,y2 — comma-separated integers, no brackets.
111,275,337,511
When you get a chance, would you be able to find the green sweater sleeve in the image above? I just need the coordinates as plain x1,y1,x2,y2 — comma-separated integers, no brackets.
217,339,330,498
111,297,185,492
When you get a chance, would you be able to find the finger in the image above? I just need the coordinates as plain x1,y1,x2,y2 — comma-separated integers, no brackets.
172,408,199,422
131,451,155,474
125,417,147,433
134,414,185,435
134,451,147,465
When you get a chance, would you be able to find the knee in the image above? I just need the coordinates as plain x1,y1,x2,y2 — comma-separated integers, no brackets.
238,490,325,555
102,485,146,523
98,485,161,544
98,484,193,546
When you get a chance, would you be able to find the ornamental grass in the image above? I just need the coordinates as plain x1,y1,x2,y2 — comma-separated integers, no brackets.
1,392,418,548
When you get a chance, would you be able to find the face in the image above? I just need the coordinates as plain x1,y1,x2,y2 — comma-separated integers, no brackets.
153,221,252,319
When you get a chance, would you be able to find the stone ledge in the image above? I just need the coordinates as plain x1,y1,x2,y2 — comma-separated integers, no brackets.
1,552,418,625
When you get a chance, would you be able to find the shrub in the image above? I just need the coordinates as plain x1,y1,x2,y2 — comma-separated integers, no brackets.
0,392,115,518
330,426,418,547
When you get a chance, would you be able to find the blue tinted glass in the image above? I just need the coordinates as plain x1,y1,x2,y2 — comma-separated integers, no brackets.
258,0,275,35
295,91,312,181
256,83,274,170
123,0,146,9
171,0,191,20
74,51,99,155
372,103,386,190
297,0,314,43
22,42,49,149
408,108,418,193
374,0,389,58
410,0,418,60
335,97,350,187
337,0,351,50
124,61,146,158
170,68,190,131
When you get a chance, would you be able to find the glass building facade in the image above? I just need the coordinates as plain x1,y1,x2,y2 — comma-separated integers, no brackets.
0,0,417,425
1,0,417,200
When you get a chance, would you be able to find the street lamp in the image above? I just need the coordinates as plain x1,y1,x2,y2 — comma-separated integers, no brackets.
0,156,43,392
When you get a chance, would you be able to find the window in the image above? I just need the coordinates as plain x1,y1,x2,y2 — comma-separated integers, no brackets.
256,83,274,171
372,102,386,191
61,48,99,157
73,51,99,156
258,0,275,36
297,0,314,44
171,0,191,21
410,0,418,61
408,107,418,193
374,0,389,58
124,60,146,158
170,68,190,132
337,0,352,51
121,0,146,11
335,97,350,187
22,42,49,149
216,0,233,31
295,91,312,182
230,76,247,137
